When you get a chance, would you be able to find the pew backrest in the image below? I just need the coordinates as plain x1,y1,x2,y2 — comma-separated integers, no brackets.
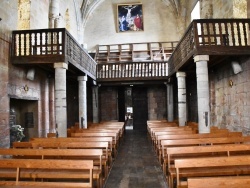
0,159,93,187
188,176,250,188
174,155,250,186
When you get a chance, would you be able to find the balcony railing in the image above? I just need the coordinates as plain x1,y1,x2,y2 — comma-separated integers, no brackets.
97,62,168,81
168,19,250,76
11,28,96,79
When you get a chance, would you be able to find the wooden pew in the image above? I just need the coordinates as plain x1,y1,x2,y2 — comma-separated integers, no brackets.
174,156,250,188
157,132,243,162
0,148,103,188
30,141,110,179
150,127,194,146
0,159,93,187
187,176,250,188
92,121,125,134
70,132,118,157
166,144,250,188
161,136,250,162
74,128,122,145
31,137,114,166
153,130,195,149
12,141,32,148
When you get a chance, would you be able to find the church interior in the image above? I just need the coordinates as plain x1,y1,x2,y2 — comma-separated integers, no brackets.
1,0,250,187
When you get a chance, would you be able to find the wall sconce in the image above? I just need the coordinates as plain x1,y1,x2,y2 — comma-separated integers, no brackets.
23,85,29,92
229,80,233,88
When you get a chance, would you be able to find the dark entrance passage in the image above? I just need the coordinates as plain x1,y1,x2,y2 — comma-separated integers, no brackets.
132,87,148,131
104,130,167,188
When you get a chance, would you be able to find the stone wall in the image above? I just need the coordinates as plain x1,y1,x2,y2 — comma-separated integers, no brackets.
207,0,247,18
0,0,82,147
210,57,250,135
148,86,167,120
0,0,18,148
99,87,118,121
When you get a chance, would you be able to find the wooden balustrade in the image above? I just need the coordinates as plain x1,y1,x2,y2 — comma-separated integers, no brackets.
168,19,250,76
11,28,96,79
97,61,168,80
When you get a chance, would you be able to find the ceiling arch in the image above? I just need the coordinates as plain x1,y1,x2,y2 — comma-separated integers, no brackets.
81,0,105,28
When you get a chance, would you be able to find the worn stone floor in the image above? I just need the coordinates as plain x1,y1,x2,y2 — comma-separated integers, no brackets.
104,130,168,188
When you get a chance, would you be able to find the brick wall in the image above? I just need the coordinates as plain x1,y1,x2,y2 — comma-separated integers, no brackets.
148,85,167,120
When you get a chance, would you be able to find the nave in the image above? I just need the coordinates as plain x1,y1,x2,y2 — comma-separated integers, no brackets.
104,130,168,188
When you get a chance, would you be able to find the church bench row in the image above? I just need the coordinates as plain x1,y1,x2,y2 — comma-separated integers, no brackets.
0,148,103,187
147,121,250,188
26,135,117,168
161,135,250,170
70,132,119,157
166,144,250,188
0,159,93,188
148,125,237,159
149,126,195,147
12,141,110,183
187,176,250,188
157,131,243,163
70,121,125,137
174,155,250,188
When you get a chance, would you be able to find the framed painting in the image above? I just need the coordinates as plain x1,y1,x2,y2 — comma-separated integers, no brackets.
117,3,143,32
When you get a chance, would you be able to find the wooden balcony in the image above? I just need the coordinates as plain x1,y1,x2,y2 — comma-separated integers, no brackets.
96,42,177,83
97,61,168,82
11,28,96,80
168,19,250,76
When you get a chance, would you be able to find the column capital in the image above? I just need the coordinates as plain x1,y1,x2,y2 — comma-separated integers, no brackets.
54,63,68,69
78,76,88,81
176,72,186,78
193,55,209,62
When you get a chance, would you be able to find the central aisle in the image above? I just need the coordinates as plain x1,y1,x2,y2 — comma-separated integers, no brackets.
104,130,168,188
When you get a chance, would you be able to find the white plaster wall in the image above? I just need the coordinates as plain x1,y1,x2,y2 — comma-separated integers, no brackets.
0,0,18,37
59,0,82,40
29,0,82,41
83,0,181,52
30,0,50,29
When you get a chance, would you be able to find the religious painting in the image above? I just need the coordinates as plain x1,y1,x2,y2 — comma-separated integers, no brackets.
117,3,143,32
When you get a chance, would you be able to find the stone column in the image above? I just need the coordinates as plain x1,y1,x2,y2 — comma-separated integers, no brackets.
92,86,99,123
49,0,59,28
54,63,68,137
43,78,49,136
49,77,55,133
167,83,174,122
176,72,187,126
194,55,210,133
78,76,88,129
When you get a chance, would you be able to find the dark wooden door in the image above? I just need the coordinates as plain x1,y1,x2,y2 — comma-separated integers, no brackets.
132,87,148,131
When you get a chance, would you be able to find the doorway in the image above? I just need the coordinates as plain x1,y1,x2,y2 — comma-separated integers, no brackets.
132,87,148,131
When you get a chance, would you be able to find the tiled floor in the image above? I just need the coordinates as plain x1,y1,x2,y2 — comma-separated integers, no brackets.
104,130,168,188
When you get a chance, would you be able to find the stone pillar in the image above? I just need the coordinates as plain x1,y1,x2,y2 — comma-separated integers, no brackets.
42,78,49,136
194,55,210,133
92,86,99,123
54,63,68,137
78,76,88,129
49,0,60,28
49,77,55,133
176,72,187,126
167,83,174,122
